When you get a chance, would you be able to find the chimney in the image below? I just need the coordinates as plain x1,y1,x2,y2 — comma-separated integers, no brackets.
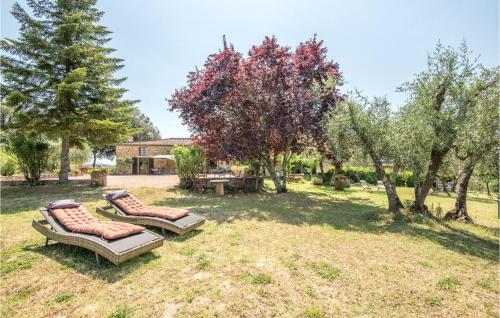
127,136,134,142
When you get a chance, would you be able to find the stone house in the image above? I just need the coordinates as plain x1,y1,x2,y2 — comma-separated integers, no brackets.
115,138,192,174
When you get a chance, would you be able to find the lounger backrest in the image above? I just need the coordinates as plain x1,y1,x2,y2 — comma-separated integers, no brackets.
50,204,98,226
110,193,145,214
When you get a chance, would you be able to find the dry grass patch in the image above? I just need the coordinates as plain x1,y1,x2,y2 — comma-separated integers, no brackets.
0,182,498,317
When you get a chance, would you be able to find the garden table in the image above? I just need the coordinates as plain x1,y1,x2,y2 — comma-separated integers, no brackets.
210,179,229,196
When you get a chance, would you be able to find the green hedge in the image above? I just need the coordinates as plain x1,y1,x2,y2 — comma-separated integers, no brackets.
323,166,414,187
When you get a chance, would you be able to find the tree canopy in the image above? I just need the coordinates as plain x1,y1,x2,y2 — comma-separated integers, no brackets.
397,41,498,214
130,108,161,142
169,35,342,192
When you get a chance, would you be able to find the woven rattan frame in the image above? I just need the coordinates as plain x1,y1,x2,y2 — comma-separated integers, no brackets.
32,209,164,265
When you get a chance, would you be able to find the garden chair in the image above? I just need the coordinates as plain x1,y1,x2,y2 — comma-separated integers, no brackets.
436,180,444,191
377,180,386,191
98,190,205,236
32,199,163,266
191,178,204,192
228,177,245,193
360,180,372,191
445,181,455,192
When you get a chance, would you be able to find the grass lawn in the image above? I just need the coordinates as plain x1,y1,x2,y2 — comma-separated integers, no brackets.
1,181,498,317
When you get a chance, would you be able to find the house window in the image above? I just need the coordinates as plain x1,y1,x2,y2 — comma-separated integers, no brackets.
139,147,147,156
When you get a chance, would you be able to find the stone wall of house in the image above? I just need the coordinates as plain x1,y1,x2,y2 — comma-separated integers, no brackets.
115,145,174,174
115,145,173,158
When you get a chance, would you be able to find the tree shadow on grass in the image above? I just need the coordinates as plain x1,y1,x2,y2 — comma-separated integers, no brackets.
152,189,499,262
1,184,107,215
26,242,160,283
428,191,498,205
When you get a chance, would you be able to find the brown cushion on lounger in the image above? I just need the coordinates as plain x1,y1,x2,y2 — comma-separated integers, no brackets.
112,193,189,220
49,205,145,240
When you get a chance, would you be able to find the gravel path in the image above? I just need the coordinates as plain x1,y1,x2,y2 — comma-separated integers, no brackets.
106,175,180,188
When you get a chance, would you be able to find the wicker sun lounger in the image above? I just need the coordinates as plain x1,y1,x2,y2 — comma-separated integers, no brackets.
98,192,205,236
32,207,164,266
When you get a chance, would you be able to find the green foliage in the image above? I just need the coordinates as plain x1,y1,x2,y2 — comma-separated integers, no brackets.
0,243,41,276
324,102,357,166
397,41,498,209
437,276,461,292
8,135,50,185
172,145,205,189
289,150,321,176
196,254,211,270
46,143,91,172
304,306,325,318
89,167,109,174
308,262,341,281
1,0,137,182
53,291,74,303
178,246,196,256
130,109,161,141
312,177,324,185
106,306,133,318
474,148,499,192
322,166,414,187
425,294,444,306
249,273,273,285
0,150,18,176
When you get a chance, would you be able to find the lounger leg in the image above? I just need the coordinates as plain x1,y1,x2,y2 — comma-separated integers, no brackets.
161,228,166,236
95,253,101,267
45,237,49,247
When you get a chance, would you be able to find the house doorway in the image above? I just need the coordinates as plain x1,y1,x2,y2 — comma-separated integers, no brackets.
138,158,149,174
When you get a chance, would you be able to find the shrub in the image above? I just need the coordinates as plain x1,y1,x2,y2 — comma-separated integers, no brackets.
8,135,50,185
322,166,415,187
172,145,205,189
312,177,323,185
0,151,18,176
89,167,109,174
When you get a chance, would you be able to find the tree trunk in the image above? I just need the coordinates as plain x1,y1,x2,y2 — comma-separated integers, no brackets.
378,164,403,213
444,159,474,223
59,136,70,183
385,181,403,213
262,157,284,193
251,161,262,192
485,182,490,196
370,153,403,213
386,164,404,212
92,149,97,169
334,161,343,174
413,150,446,213
319,159,325,182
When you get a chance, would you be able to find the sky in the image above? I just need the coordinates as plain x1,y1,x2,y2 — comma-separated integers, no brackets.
1,0,499,138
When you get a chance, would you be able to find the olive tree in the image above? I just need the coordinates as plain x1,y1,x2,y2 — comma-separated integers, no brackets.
336,94,404,213
398,41,498,213
444,76,499,222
